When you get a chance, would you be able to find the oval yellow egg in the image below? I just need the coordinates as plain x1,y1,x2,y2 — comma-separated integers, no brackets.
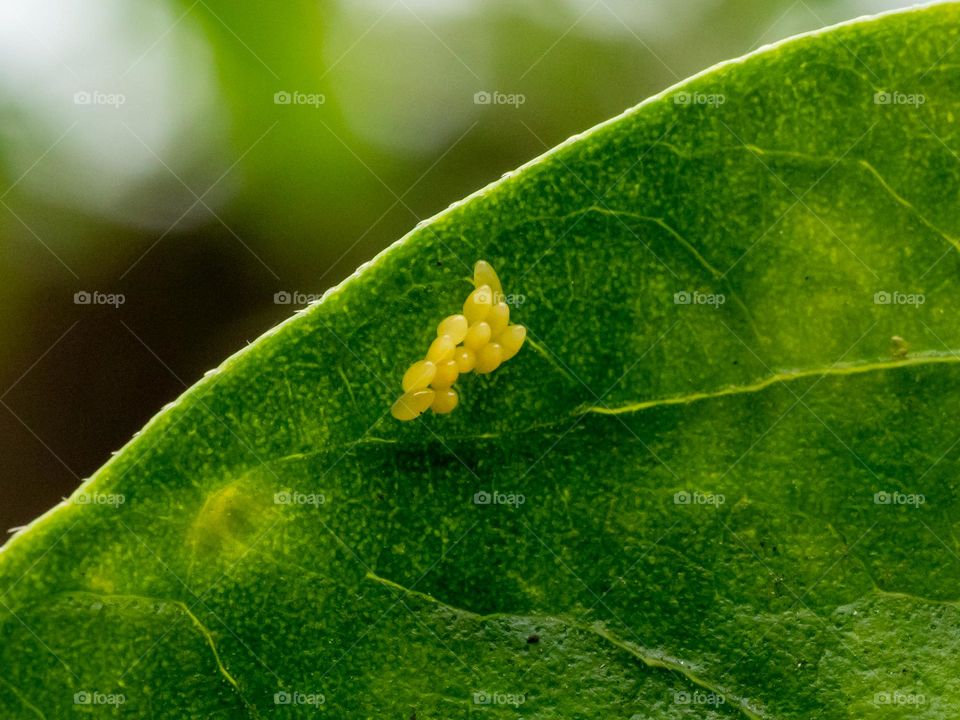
473,260,503,295
401,359,436,392
437,314,469,344
487,302,510,338
426,335,456,363
475,342,503,374
431,388,459,414
463,322,491,351
498,324,526,361
432,359,459,388
453,346,476,373
391,389,435,421
463,285,493,324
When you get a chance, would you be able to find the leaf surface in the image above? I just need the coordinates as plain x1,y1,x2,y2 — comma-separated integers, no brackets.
4,5,960,718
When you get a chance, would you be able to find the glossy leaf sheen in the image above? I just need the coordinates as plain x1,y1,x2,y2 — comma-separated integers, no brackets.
3,6,960,718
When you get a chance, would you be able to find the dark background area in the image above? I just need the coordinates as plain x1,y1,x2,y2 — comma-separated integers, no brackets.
0,0,918,536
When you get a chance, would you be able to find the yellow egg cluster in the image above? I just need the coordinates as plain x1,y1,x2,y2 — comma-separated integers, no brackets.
391,260,526,421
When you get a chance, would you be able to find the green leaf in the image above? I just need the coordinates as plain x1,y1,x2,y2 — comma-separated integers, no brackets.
4,5,960,718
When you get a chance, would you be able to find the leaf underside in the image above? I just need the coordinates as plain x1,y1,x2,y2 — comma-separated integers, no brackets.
4,5,960,719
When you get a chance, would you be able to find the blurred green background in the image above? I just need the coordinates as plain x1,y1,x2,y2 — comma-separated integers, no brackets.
0,0,923,534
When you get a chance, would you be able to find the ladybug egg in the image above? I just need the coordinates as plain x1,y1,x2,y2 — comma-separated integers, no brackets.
432,359,459,388
463,285,494,324
437,314,469,344
453,346,476,373
391,389,435,421
431,388,459,414
401,359,436,392
426,335,456,363
473,260,503,295
463,322,492,351
475,342,503,374
487,302,510,338
498,325,526,361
